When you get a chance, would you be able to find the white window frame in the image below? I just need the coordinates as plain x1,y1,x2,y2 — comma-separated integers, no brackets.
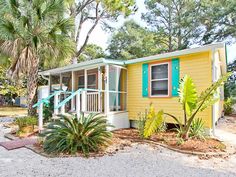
149,62,170,97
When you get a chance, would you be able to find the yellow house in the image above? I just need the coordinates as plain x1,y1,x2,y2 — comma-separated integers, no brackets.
37,43,227,134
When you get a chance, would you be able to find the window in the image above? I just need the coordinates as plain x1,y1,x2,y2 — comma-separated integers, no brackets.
78,75,84,89
87,74,97,89
78,74,97,89
150,63,169,96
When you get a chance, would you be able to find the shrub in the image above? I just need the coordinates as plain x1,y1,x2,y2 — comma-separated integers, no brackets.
15,116,37,133
137,110,148,138
143,104,164,138
189,118,205,139
164,74,229,139
224,97,233,115
40,113,113,156
15,116,37,128
43,99,54,123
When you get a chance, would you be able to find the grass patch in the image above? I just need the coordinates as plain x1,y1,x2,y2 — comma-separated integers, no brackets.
0,106,27,117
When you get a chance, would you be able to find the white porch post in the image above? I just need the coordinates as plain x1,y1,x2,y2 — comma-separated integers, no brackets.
81,91,87,112
61,93,65,114
48,74,51,93
98,67,102,112
71,71,75,111
76,92,81,117
60,73,62,90
116,67,119,111
83,69,87,112
38,102,43,131
54,92,60,115
105,65,110,114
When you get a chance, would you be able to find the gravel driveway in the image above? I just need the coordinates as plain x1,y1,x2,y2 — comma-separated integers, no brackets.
0,124,236,177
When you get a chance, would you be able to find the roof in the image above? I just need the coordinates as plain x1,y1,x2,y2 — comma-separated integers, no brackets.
125,43,225,64
39,43,226,76
39,58,125,75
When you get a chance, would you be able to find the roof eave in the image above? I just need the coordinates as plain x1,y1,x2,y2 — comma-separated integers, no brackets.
124,43,225,65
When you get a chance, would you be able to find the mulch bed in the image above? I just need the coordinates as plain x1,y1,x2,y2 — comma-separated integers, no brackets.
113,129,227,153
26,128,229,158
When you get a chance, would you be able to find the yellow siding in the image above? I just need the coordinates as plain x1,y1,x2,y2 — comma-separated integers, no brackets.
127,52,213,128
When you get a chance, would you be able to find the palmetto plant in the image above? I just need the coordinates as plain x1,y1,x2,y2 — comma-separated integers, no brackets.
0,0,75,115
165,74,230,139
40,114,113,156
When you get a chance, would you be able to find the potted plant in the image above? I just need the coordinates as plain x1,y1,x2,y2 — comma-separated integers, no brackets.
15,116,37,136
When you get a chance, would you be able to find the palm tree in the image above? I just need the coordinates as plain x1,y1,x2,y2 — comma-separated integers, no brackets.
0,0,75,115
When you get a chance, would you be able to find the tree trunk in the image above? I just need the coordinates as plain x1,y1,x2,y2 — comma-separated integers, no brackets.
27,58,39,116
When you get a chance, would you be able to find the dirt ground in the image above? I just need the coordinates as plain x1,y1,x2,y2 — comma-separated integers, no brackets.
217,115,236,134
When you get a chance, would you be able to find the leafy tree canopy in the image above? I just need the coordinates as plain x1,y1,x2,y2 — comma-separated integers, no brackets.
107,20,167,60
78,44,105,62
142,0,201,52
0,0,75,115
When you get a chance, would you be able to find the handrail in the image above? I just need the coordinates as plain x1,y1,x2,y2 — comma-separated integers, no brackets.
55,88,127,109
33,90,65,108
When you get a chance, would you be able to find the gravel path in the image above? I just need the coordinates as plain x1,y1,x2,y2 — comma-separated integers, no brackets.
0,123,236,177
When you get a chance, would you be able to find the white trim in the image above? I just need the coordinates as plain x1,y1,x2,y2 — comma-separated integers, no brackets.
71,71,75,111
211,49,216,136
125,43,225,64
39,43,225,76
105,65,110,114
149,62,170,97
39,58,125,76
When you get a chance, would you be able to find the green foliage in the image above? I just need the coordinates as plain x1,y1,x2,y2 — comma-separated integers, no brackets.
40,114,113,156
143,0,236,49
70,0,136,58
224,97,234,115
144,105,164,138
143,0,201,51
225,60,236,98
78,44,105,62
137,110,148,138
107,20,166,60
200,0,236,44
15,116,37,129
0,0,75,115
0,65,26,96
43,99,54,123
179,76,198,117
165,74,230,139
189,118,205,140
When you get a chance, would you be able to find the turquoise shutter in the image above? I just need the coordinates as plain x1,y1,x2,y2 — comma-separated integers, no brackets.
142,63,149,97
172,58,180,96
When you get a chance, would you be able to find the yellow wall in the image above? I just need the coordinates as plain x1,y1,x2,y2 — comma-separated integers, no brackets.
127,52,213,128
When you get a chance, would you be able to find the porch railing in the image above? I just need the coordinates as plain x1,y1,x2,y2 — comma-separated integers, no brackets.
34,88,127,131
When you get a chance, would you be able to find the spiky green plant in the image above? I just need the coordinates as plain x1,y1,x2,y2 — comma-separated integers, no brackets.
40,113,113,156
165,73,230,139
137,110,148,138
189,118,205,139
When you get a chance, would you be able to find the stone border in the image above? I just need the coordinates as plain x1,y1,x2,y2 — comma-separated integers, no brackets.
4,132,236,158
141,139,236,157
4,133,19,140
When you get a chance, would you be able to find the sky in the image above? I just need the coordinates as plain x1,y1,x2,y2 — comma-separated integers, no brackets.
78,0,236,64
